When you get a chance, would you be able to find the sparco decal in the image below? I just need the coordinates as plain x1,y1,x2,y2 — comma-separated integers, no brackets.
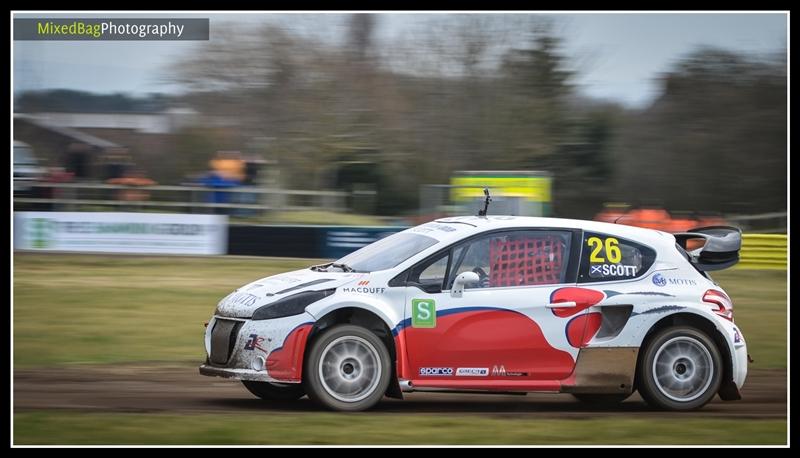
419,367,453,376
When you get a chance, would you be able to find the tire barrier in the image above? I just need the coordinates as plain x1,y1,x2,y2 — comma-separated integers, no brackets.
737,234,787,270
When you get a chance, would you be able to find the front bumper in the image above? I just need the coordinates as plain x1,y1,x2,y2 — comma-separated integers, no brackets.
199,364,291,382
200,312,315,383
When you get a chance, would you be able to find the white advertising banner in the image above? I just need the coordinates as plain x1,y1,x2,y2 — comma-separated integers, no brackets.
14,212,228,255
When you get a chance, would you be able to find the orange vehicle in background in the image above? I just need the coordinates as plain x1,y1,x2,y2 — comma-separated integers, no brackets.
107,169,157,202
594,204,728,251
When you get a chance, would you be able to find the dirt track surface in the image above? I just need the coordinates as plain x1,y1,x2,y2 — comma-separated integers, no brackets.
14,364,786,418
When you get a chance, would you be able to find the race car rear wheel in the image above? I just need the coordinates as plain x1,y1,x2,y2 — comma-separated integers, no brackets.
638,326,722,411
242,380,305,401
304,324,391,411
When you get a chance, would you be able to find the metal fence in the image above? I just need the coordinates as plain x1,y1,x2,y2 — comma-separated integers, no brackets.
13,181,376,215
727,212,788,233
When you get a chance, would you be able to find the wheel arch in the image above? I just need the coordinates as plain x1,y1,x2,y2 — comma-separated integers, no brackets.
635,311,737,400
306,297,400,332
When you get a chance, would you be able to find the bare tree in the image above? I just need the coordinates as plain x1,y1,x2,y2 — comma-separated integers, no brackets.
348,14,376,62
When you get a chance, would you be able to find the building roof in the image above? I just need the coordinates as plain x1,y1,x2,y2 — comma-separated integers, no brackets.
14,113,120,149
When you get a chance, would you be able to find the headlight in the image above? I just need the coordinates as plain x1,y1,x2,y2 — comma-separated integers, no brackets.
251,289,335,320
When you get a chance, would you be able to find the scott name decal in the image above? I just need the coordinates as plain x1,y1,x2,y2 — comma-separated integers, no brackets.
590,264,637,277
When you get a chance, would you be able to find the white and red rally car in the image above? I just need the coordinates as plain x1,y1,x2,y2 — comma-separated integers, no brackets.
201,216,747,411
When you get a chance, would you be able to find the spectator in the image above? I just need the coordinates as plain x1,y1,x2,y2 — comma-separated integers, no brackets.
240,154,266,216
208,151,247,215
199,169,239,215
65,142,91,180
244,154,264,186
102,147,132,181
38,167,74,211
210,150,245,183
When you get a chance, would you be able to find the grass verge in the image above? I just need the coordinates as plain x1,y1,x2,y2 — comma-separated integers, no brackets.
13,411,787,445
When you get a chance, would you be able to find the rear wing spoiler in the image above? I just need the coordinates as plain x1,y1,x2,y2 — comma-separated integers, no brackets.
673,226,742,271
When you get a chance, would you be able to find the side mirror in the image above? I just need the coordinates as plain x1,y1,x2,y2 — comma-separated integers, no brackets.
451,271,480,297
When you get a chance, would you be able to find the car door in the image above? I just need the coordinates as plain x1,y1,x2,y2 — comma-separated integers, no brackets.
400,228,588,385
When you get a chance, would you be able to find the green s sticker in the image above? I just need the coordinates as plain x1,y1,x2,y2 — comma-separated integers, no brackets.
412,299,436,328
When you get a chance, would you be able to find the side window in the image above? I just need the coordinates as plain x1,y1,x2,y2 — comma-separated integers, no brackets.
448,242,489,289
447,230,572,289
407,250,450,293
579,232,656,283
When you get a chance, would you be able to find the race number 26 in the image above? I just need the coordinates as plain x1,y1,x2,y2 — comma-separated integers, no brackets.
587,237,622,263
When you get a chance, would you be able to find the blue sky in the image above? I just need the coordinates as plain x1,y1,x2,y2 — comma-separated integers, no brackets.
12,12,787,108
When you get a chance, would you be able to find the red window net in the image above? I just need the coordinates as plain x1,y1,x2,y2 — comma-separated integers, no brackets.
489,235,565,287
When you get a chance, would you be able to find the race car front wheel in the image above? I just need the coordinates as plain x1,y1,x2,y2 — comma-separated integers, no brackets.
638,326,723,411
304,324,392,411
242,380,305,401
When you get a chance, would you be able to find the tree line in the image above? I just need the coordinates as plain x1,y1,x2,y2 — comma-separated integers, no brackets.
17,15,787,218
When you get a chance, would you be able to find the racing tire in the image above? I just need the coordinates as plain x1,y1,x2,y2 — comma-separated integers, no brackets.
304,324,392,411
571,393,631,406
242,381,305,401
638,326,723,411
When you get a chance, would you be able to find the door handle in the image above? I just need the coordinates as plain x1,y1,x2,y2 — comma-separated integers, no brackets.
546,301,577,308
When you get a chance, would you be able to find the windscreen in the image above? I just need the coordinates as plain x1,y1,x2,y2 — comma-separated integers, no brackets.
335,232,439,272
